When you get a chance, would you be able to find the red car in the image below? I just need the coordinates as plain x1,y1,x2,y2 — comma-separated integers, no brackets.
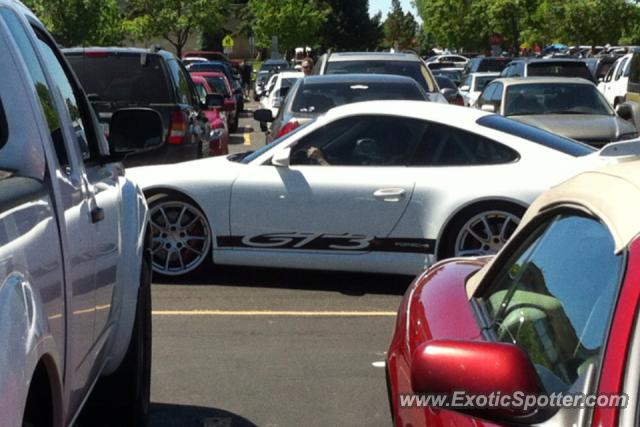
387,159,640,427
190,75,229,156
190,71,239,132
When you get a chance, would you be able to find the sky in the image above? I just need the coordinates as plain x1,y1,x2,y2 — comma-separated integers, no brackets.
368,0,418,18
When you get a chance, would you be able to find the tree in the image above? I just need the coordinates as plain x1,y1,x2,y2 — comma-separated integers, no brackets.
248,0,330,56
125,0,229,58
23,0,124,46
415,0,489,52
383,0,417,50
563,0,636,46
318,0,383,51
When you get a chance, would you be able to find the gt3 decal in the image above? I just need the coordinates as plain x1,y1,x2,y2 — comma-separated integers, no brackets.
217,234,435,254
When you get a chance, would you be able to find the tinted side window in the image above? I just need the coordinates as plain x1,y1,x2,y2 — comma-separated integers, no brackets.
410,122,518,166
169,59,195,105
481,215,623,394
1,9,68,166
615,58,629,81
478,83,497,106
490,82,503,109
36,32,92,161
290,115,421,166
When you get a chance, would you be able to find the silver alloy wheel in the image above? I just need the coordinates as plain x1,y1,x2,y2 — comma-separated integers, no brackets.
149,200,211,275
454,210,520,257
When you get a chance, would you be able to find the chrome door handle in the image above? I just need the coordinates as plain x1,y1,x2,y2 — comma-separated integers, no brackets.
373,188,406,202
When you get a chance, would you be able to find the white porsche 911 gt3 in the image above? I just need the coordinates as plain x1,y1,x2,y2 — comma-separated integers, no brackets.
126,100,626,277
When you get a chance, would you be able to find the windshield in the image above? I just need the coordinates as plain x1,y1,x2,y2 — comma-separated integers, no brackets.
66,54,172,104
528,62,594,81
204,76,230,96
505,83,613,116
477,58,511,72
477,115,595,157
289,81,427,114
325,60,435,92
238,121,313,164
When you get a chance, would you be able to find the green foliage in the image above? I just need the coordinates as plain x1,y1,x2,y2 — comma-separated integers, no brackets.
416,0,640,52
125,0,228,57
22,0,124,46
318,0,383,51
383,0,417,50
248,0,330,54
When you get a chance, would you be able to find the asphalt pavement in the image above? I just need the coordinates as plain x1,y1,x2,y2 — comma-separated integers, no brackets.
148,101,412,427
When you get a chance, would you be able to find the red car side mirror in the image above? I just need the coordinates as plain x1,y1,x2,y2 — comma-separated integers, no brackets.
224,98,236,112
411,340,543,419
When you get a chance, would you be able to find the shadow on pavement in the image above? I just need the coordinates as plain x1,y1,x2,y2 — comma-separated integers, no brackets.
228,135,246,145
150,402,257,427
153,264,412,296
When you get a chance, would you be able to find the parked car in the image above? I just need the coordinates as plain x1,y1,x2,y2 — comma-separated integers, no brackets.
426,54,469,68
597,53,632,107
64,47,212,165
191,75,229,155
500,58,595,82
386,157,640,427
254,60,290,100
435,76,465,105
459,72,500,106
257,71,304,130
620,50,640,131
255,74,431,142
182,50,229,63
314,51,446,102
182,56,208,68
461,56,511,80
188,61,245,112
190,71,239,132
431,68,463,86
0,2,165,425
126,100,613,278
475,77,637,147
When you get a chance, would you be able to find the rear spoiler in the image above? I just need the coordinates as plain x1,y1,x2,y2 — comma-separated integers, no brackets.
599,138,640,158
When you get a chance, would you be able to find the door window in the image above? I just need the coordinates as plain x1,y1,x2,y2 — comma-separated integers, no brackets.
409,122,518,166
477,83,497,107
169,59,196,106
615,58,629,81
289,115,420,166
479,214,624,394
1,8,69,166
490,82,503,110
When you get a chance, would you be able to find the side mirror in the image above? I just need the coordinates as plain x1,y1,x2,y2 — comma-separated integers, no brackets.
254,108,274,123
109,108,163,155
440,87,458,103
481,104,496,113
204,93,224,109
459,85,470,92
411,340,543,420
617,103,633,121
271,147,291,167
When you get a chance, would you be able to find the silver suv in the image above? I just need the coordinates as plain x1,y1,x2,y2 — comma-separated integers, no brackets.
313,51,447,103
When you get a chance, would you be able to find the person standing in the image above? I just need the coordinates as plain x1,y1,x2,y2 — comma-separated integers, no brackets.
240,60,252,99
301,57,314,76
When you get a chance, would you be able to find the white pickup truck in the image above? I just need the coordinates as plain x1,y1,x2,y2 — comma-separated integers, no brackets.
0,2,163,426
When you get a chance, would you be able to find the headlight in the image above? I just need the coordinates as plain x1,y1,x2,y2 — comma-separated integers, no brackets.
617,132,638,141
209,128,225,140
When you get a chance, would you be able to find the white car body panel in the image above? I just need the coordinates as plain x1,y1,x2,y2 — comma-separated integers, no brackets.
598,53,632,106
460,72,500,107
260,71,304,117
127,101,614,275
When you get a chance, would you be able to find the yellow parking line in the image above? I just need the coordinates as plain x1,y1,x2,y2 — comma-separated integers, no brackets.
152,310,397,317
243,132,251,146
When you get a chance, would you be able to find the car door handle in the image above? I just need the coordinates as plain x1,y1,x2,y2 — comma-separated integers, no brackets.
373,188,406,202
91,207,105,223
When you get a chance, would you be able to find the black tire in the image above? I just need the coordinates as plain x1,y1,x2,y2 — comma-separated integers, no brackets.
147,193,213,278
78,242,152,427
230,114,239,133
440,202,525,260
260,121,268,132
253,94,260,102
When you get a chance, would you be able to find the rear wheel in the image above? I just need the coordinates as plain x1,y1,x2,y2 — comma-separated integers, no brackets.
441,202,524,259
148,194,212,277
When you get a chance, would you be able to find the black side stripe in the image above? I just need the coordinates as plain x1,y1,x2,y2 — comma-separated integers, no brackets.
216,236,435,254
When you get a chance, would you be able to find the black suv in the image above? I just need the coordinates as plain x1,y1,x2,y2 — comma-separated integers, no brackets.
64,47,211,166
500,58,595,82
462,57,511,80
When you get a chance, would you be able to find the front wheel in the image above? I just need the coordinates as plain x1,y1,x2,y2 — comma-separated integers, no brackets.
148,194,212,277
441,203,524,259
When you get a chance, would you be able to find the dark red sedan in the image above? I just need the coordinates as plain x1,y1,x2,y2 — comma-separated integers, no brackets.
387,160,640,427
191,75,229,156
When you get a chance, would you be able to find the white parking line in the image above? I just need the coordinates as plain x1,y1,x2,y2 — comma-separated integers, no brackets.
152,310,397,317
